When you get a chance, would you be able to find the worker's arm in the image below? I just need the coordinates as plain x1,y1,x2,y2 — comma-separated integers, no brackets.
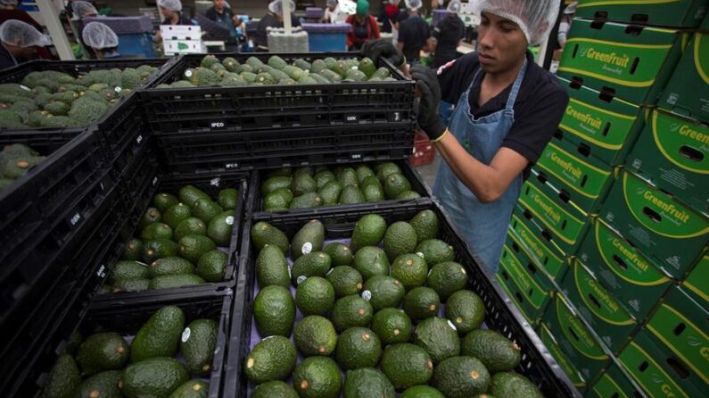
396,41,404,51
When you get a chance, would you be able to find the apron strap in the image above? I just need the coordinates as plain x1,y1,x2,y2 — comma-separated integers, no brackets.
504,58,527,110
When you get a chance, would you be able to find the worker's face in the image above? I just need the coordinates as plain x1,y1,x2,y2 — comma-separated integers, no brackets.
160,6,177,18
213,0,225,11
477,11,528,74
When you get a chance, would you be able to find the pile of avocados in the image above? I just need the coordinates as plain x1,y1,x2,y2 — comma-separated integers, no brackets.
41,305,218,398
0,143,46,190
261,162,420,211
103,184,239,293
246,210,544,398
156,54,395,89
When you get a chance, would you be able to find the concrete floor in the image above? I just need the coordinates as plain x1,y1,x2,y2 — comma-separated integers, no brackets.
413,152,441,190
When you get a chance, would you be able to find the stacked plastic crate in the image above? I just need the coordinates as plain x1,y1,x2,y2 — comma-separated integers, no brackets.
498,1,708,396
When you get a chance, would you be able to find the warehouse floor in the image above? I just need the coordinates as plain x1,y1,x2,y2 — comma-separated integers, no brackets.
414,154,440,189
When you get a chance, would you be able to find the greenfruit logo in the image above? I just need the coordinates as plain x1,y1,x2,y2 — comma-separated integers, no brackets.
574,261,635,325
678,124,709,145
585,47,631,69
531,191,562,225
652,111,709,174
556,298,608,360
549,151,583,180
642,190,690,223
566,104,603,130
611,238,648,272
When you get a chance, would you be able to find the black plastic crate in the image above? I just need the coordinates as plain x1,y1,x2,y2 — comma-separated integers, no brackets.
140,52,415,134
224,202,581,397
249,159,431,216
4,291,231,398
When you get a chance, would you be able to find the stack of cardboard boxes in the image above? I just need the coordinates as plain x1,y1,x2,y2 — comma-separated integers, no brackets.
497,1,708,396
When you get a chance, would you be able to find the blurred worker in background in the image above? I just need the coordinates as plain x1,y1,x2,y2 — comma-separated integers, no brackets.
71,1,98,19
427,0,445,22
82,21,120,59
254,0,300,50
346,0,380,50
0,19,50,69
431,0,464,68
205,0,242,38
397,0,433,64
0,0,41,29
155,0,192,43
323,0,350,24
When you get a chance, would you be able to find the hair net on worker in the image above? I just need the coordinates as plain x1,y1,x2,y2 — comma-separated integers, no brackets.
0,19,51,47
82,21,118,49
404,0,422,11
157,0,183,12
0,0,19,6
477,0,560,45
447,0,461,13
268,0,296,14
72,1,98,18
356,0,369,16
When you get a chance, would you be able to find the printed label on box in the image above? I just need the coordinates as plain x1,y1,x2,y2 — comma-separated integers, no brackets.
509,212,567,281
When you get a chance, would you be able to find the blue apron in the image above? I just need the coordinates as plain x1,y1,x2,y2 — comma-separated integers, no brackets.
433,60,527,272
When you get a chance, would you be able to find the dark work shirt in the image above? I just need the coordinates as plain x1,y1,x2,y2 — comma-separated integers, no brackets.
397,14,430,62
432,14,464,68
205,6,237,36
437,51,570,177
0,44,17,71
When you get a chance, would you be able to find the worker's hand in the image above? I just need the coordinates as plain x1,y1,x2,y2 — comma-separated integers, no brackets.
411,65,446,141
361,39,405,68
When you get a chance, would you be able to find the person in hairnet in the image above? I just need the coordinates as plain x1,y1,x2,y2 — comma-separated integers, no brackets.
397,0,433,64
346,0,380,50
364,0,569,272
82,21,120,59
431,0,464,68
155,0,193,43
323,0,350,24
254,0,301,50
0,0,42,29
71,1,98,19
0,19,50,69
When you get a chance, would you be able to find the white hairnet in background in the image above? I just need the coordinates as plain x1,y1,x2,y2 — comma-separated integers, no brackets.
268,0,296,14
447,0,461,13
82,21,118,49
404,0,422,10
477,0,560,45
0,19,51,47
326,0,338,6
72,1,98,18
0,0,19,6
157,0,183,12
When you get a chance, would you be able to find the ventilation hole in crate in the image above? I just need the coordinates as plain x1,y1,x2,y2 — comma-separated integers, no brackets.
588,293,602,309
642,207,662,223
666,358,689,379
679,146,703,161
638,361,649,372
673,323,686,336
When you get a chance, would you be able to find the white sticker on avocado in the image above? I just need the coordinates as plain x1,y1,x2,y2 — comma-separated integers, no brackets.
185,70,193,78
288,266,292,278
416,252,425,259
301,242,313,255
362,290,372,301
428,268,433,277
296,275,307,285
114,86,122,93
20,85,30,91
210,177,221,187
326,268,334,276
226,216,234,225
447,320,457,331
460,267,467,275
181,327,191,342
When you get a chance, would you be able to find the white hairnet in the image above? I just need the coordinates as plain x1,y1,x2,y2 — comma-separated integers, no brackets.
268,0,296,14
447,0,461,13
82,21,118,49
158,0,183,12
0,20,51,47
564,1,577,15
477,0,560,45
72,1,98,18
0,0,19,6
326,0,337,6
404,0,421,10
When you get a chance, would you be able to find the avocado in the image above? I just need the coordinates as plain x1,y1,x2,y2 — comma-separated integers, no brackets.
291,252,332,284
358,57,377,77
112,278,150,293
383,221,417,261
218,188,239,210
432,356,491,398
191,198,223,223
76,370,122,398
207,210,234,246
400,385,445,398
462,329,521,372
362,183,386,203
489,372,544,398
109,260,149,284
331,294,374,332
261,176,292,195
131,306,185,363
326,266,362,297
335,327,382,370
446,290,485,334
413,317,461,364
376,162,402,181
168,379,208,398
403,287,440,320
251,380,298,398
339,185,366,204
291,220,325,259
251,221,289,253
163,203,192,229
140,222,173,241
296,276,336,316
121,239,143,261
181,319,218,375
142,239,178,263
291,172,318,197
196,249,227,282
363,275,405,310
323,243,353,267
351,214,387,250
353,246,390,279
380,343,434,390
140,207,162,228
344,367,395,398
178,235,216,263
371,308,412,344
254,285,295,337
318,180,343,206
244,336,297,383
179,185,210,206
42,354,81,398
122,357,189,398
154,192,179,212
264,188,293,211
391,253,428,289
256,244,291,288
76,332,129,375
427,261,468,300
149,256,193,278
149,274,205,289
294,315,338,356
314,170,336,189
416,239,454,266
289,192,322,209
292,356,342,398
174,218,207,241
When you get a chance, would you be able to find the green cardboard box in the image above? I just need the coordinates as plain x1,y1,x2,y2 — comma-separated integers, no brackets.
560,259,638,354
506,230,558,289
509,206,569,283
576,217,673,321
646,285,708,393
587,361,646,398
682,253,708,305
518,171,590,255
619,330,704,398
600,170,708,279
535,137,615,213
538,322,588,392
626,109,708,213
658,32,709,121
558,18,684,105
543,293,611,382
556,76,646,167
575,0,708,28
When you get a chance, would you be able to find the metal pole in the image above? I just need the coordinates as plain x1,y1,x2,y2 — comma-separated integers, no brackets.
282,0,292,34
36,0,74,60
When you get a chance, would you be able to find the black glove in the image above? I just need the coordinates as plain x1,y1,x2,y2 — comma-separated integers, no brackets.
361,39,405,68
411,65,447,141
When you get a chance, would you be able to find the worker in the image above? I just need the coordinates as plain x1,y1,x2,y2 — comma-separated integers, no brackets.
365,0,569,271
82,21,120,59
427,0,445,22
431,0,464,68
346,0,380,51
323,0,350,24
254,0,301,50
155,0,192,43
397,0,433,64
0,0,42,29
71,1,98,19
205,0,242,38
0,19,51,69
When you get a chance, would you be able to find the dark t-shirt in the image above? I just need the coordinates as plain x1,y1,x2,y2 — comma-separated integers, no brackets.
0,44,17,71
397,14,430,62
437,51,569,177
206,7,235,29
